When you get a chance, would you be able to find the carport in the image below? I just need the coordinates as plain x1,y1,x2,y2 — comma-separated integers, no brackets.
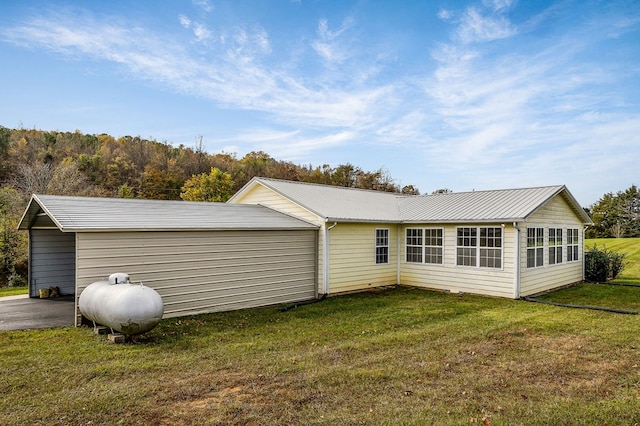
18,194,319,327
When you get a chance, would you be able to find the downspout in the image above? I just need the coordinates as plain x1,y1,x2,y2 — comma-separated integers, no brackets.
322,221,337,295
582,225,589,282
513,222,521,299
397,224,401,285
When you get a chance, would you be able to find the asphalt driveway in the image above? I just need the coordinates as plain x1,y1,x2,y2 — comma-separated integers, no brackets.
0,295,75,331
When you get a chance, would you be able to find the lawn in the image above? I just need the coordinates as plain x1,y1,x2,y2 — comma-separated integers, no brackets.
2,286,640,425
2,238,639,425
586,237,640,284
0,286,28,297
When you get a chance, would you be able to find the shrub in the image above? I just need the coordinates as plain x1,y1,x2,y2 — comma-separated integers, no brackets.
584,245,626,283
8,274,27,287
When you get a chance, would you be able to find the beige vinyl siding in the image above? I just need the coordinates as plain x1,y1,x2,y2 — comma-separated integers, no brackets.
230,183,322,224
400,224,515,298
75,230,316,325
327,223,398,294
228,182,326,293
519,195,584,296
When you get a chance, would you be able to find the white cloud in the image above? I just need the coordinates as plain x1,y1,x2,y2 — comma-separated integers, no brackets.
483,0,515,13
193,22,212,42
193,0,212,13
311,17,354,64
178,14,191,28
456,7,516,44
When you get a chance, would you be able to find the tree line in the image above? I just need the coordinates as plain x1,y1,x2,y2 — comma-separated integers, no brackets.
585,185,640,238
0,126,419,286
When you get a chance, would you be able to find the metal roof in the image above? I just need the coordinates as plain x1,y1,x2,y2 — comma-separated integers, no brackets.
234,178,593,225
18,194,318,232
398,185,591,223
236,177,403,222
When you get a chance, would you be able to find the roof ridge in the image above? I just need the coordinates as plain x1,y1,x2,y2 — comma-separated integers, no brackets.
416,184,565,197
255,177,403,196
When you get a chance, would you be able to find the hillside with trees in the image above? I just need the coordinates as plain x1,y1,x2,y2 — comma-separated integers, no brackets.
585,185,640,238
0,126,419,286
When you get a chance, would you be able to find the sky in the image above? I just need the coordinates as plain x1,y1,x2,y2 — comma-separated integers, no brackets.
1,0,639,206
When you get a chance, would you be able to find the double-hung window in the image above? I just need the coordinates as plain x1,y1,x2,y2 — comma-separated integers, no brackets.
456,227,477,267
375,228,389,264
406,228,443,264
406,228,423,263
456,227,502,269
480,227,502,268
527,227,544,268
567,228,579,262
549,228,563,265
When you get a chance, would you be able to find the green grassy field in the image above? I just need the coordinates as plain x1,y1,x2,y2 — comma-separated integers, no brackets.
0,286,28,298
1,239,639,424
586,238,640,283
2,286,640,425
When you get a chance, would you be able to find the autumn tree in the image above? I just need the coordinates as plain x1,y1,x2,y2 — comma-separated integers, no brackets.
180,167,234,202
137,165,182,200
0,186,28,286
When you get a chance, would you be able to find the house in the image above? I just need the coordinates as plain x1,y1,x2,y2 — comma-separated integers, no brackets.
18,195,318,325
229,177,593,299
19,177,592,327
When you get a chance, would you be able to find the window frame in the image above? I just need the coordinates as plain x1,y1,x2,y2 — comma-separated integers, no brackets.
405,228,423,263
405,227,444,265
479,227,503,269
456,226,503,269
567,228,579,262
548,227,563,265
527,227,545,269
375,228,390,265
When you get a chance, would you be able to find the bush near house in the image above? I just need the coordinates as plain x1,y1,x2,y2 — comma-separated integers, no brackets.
584,245,626,283
586,238,640,284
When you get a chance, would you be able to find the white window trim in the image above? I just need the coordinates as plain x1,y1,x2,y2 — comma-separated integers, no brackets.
375,228,390,265
526,226,545,269
548,227,563,266
405,227,445,265
567,228,580,263
456,226,504,270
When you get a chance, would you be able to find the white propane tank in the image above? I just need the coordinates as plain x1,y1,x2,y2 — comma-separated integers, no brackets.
78,273,164,335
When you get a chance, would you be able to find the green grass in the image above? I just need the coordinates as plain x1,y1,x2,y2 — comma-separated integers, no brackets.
587,237,640,284
2,287,640,425
2,238,639,424
0,286,28,298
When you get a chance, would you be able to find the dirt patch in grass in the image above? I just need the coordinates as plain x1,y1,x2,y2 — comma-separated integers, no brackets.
143,330,637,425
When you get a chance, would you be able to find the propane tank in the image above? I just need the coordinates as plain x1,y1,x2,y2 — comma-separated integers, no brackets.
79,273,164,335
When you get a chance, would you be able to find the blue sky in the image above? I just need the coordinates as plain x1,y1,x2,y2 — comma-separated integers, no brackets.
1,0,638,206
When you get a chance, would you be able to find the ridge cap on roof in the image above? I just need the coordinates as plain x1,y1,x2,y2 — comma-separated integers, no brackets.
254,177,403,196
416,184,566,198
34,193,267,208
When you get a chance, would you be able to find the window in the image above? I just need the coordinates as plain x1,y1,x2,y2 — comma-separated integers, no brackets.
527,227,544,268
549,228,563,265
456,227,502,268
425,228,444,264
457,227,477,267
406,228,423,263
567,228,579,262
375,228,389,264
480,227,502,268
406,228,443,264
